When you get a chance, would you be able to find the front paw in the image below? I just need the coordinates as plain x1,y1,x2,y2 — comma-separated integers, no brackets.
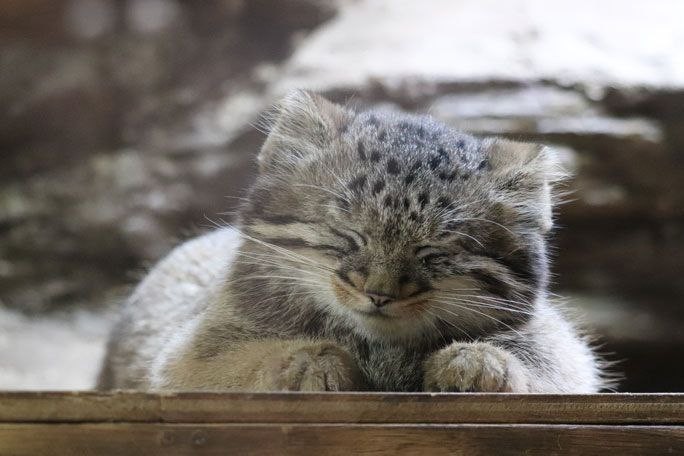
262,342,361,391
423,342,529,392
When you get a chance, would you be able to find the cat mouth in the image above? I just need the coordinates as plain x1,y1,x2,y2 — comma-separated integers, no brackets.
331,276,430,319
356,301,428,319
356,308,394,318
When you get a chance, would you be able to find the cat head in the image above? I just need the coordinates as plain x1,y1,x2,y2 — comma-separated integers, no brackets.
237,90,563,342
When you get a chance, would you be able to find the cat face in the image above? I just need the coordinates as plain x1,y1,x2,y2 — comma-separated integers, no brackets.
238,90,561,342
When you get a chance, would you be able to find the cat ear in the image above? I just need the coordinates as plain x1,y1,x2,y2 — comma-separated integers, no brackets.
258,90,351,173
482,138,566,233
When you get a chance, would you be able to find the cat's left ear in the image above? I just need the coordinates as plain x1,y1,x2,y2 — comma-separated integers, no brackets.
483,138,566,233
258,90,352,174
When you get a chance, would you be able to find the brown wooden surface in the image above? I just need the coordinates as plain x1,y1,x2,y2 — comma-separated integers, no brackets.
0,392,682,424
0,393,681,455
0,424,682,456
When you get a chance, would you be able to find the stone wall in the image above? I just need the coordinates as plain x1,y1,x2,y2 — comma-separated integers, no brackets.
1,0,682,391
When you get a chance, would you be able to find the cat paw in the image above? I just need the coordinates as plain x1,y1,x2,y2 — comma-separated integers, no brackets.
263,342,361,391
423,342,529,392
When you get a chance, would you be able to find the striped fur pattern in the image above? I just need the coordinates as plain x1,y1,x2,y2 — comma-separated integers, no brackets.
98,91,608,393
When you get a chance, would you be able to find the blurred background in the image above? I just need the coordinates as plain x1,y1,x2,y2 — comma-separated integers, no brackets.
1,0,682,391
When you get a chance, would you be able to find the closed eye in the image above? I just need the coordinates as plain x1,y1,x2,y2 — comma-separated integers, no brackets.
314,244,347,258
347,228,368,246
415,245,449,261
328,227,367,252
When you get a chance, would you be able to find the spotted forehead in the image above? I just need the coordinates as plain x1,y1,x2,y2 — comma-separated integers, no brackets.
336,112,492,237
349,112,488,178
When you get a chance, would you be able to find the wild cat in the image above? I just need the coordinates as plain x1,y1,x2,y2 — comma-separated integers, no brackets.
97,90,607,392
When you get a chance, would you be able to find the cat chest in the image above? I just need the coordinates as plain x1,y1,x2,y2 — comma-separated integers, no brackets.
350,341,431,392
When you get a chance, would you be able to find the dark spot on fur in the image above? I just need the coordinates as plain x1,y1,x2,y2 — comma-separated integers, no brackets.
387,158,400,175
478,159,491,171
437,147,448,159
404,162,422,184
409,211,419,221
456,139,466,149
357,141,366,161
378,130,387,142
372,179,386,195
428,155,441,170
349,175,367,193
340,122,349,134
383,195,394,208
370,150,381,162
438,171,456,182
461,173,471,180
368,115,380,127
418,192,429,210
402,197,411,211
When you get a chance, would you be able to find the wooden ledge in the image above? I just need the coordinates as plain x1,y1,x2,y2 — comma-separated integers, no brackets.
1,392,682,424
0,392,682,455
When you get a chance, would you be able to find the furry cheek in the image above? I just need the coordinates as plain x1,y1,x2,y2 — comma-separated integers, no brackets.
331,276,371,313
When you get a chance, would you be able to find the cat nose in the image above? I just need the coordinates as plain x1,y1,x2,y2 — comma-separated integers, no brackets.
366,292,394,308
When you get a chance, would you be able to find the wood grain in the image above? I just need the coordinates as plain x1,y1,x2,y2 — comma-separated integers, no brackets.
0,423,681,456
1,393,681,454
0,392,682,424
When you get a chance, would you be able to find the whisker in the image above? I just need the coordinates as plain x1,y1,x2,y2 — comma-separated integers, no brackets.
229,225,336,273
455,294,533,308
233,252,331,279
426,305,474,341
435,298,534,316
421,309,450,345
456,217,516,236
293,183,349,202
439,230,485,248
436,292,532,310
234,249,335,276
429,299,524,337
323,202,351,214
224,274,330,289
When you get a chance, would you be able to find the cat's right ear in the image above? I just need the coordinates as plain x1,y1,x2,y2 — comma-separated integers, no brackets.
258,90,352,174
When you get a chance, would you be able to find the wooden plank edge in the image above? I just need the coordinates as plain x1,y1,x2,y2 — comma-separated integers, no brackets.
0,423,681,456
0,392,682,425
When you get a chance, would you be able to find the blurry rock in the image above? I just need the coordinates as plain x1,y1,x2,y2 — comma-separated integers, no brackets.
274,0,684,91
0,0,341,312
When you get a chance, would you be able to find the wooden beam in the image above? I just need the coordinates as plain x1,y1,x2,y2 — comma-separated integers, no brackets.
0,423,681,455
0,392,682,424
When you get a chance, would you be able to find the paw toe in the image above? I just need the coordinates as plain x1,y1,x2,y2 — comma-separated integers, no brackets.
280,343,359,391
424,342,527,393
